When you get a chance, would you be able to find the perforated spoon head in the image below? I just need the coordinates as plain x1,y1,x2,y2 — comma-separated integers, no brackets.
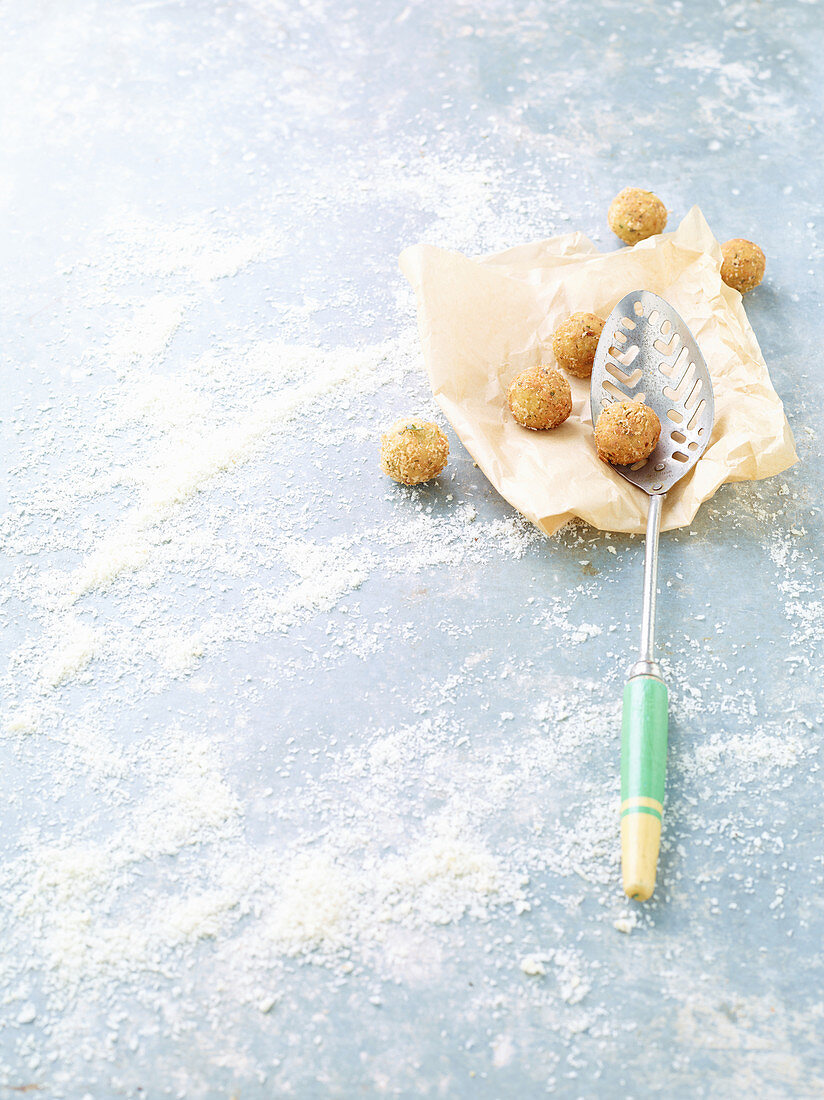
590,290,715,495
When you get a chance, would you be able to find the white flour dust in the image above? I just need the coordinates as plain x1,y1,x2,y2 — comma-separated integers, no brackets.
0,7,820,1090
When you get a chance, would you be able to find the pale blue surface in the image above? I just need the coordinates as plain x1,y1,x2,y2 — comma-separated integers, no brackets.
1,2,823,1098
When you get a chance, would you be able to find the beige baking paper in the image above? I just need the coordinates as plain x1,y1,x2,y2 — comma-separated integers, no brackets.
399,206,797,535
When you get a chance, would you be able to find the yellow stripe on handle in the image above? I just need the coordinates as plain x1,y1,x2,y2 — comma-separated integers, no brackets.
621,796,663,820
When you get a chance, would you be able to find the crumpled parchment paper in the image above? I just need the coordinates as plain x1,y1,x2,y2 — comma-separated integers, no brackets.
399,206,797,535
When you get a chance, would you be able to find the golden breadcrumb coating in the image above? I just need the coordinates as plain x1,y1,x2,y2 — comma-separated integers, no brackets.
720,238,766,294
507,366,572,430
608,188,668,245
594,400,661,465
552,312,605,378
380,418,449,485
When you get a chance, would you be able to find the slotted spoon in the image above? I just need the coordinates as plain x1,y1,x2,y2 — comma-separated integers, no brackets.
590,290,715,901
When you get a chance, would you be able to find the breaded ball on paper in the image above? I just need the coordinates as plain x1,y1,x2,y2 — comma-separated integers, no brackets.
595,400,661,465
552,312,605,378
608,188,668,245
720,238,766,294
380,418,449,485
507,366,572,431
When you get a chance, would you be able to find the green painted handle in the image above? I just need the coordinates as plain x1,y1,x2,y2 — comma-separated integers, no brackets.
621,675,669,814
620,675,669,901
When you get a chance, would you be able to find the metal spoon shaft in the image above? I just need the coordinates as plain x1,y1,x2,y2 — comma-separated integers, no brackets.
633,492,664,679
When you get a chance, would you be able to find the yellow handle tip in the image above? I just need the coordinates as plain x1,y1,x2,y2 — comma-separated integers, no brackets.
621,812,662,902
624,877,655,902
